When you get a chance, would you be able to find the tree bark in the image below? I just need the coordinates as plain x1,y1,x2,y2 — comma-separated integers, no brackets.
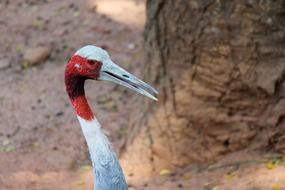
122,0,285,178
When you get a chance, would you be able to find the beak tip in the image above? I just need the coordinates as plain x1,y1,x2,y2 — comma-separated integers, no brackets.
152,96,158,101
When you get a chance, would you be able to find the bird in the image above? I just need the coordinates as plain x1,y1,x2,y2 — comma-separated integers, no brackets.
64,45,158,190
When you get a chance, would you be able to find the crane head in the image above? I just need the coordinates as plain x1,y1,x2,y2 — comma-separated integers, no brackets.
66,45,158,101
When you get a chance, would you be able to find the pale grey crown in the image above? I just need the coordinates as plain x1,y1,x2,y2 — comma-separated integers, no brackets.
75,45,110,62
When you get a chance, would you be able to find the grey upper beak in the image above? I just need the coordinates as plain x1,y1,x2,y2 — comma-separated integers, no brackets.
98,60,158,101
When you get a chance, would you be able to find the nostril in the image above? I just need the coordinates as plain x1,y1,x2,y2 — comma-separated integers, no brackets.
122,74,129,78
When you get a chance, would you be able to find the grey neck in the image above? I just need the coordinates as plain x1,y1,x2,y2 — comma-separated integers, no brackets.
76,116,128,190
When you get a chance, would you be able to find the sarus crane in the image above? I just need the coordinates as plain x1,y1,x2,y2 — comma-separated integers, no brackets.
64,45,158,190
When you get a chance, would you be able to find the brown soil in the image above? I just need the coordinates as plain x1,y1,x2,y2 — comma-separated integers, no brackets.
0,0,284,190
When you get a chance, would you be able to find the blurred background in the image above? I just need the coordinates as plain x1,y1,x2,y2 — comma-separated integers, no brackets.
0,0,285,190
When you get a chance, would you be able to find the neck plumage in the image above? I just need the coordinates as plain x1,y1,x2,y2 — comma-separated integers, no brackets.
65,76,94,120
65,74,128,190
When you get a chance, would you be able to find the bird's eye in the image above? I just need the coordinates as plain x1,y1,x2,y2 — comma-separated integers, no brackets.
87,60,96,65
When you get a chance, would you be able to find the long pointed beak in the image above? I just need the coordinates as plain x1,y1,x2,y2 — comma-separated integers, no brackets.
98,60,158,101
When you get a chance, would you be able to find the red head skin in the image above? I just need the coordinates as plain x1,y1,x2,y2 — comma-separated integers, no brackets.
65,55,102,120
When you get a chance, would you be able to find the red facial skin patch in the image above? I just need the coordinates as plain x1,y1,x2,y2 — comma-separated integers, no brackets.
65,55,102,120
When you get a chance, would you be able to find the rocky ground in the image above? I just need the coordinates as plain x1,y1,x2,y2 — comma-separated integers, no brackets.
0,0,284,190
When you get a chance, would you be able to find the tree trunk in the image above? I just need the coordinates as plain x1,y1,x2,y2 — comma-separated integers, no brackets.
122,0,285,179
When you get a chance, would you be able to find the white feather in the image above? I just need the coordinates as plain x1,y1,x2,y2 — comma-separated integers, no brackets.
77,116,128,190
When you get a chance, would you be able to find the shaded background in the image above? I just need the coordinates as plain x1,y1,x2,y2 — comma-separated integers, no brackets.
0,0,146,189
0,0,285,190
